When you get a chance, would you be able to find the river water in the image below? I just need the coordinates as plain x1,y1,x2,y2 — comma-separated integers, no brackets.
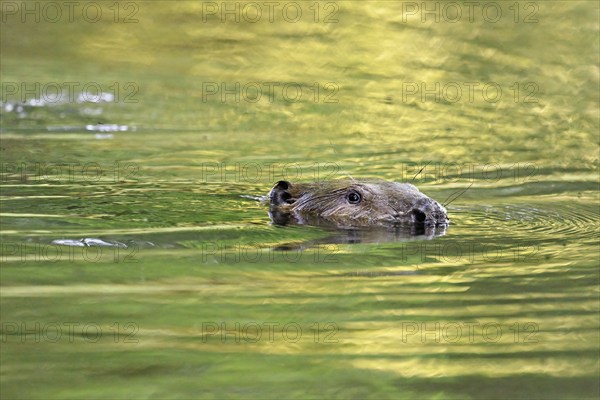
1,1,599,399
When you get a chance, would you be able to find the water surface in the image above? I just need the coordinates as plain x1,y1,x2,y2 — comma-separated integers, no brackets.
1,1,599,399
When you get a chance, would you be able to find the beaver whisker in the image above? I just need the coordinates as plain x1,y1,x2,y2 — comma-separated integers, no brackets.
442,183,473,207
411,161,432,183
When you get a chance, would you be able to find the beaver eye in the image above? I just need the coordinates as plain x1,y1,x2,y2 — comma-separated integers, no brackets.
346,190,362,205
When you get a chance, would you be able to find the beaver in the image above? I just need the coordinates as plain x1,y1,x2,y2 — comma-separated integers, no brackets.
268,179,449,231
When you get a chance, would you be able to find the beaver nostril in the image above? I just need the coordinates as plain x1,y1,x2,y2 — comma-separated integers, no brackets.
282,192,292,203
411,209,427,223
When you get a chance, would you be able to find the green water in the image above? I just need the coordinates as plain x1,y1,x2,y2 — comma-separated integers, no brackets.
1,1,599,399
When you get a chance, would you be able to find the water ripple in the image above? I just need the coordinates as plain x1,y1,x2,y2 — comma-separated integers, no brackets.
450,201,599,240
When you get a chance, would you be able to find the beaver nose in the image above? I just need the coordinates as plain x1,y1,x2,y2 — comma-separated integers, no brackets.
410,209,427,224
410,203,449,226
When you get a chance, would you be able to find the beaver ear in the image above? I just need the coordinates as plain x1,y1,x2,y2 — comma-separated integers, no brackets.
270,181,295,205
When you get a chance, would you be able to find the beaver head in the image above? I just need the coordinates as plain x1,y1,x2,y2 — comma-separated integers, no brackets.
268,179,449,230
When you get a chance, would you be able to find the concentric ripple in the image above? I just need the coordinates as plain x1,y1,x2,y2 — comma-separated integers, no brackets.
449,200,599,241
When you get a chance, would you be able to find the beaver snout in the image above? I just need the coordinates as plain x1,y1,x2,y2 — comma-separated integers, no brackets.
408,199,449,227
410,209,428,224
409,206,449,226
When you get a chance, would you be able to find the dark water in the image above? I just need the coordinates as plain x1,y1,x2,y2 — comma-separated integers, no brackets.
1,1,599,399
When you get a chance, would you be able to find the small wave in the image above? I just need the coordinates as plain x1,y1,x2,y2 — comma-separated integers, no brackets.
451,202,599,240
